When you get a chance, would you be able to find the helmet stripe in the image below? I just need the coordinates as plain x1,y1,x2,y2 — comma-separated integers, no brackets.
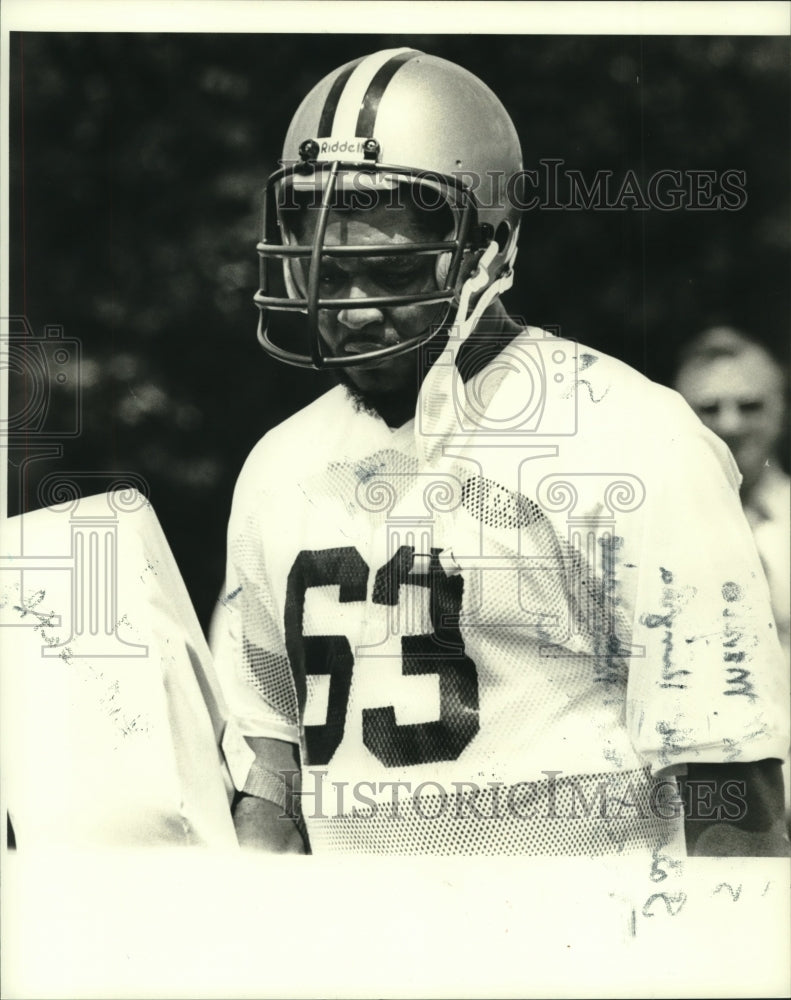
330,48,418,137
355,49,419,137
317,58,363,136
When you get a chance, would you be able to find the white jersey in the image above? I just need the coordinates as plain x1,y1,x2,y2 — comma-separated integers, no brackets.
213,326,788,855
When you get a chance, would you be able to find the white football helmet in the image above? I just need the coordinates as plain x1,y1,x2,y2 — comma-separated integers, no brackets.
255,48,523,368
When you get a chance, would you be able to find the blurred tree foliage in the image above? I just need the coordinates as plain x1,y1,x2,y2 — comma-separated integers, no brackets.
8,33,789,629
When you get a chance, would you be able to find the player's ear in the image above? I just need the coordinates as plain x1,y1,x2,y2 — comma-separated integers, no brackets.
434,230,454,289
279,209,310,302
283,257,308,301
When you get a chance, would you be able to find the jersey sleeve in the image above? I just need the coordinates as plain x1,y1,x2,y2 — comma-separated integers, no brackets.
624,417,790,775
211,443,301,793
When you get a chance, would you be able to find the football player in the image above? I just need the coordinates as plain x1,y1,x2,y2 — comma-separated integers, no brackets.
213,49,789,856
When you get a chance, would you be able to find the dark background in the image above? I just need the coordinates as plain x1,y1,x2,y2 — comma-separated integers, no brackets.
8,33,790,631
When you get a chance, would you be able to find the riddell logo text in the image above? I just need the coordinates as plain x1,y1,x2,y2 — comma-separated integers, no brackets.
319,139,367,155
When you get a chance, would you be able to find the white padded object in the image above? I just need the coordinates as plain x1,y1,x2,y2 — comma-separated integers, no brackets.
1,491,236,848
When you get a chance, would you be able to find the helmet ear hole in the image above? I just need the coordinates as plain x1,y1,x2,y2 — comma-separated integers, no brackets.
494,220,511,252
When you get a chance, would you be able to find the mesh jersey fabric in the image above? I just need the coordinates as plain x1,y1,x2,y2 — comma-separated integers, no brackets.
213,326,789,856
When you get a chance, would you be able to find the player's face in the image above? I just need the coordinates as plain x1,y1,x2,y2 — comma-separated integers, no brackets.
676,347,786,491
296,202,448,398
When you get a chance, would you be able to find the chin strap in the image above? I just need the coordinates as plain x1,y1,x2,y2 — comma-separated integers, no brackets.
415,239,519,466
451,238,516,343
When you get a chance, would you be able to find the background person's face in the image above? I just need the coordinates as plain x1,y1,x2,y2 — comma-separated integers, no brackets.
676,346,786,491
295,202,449,397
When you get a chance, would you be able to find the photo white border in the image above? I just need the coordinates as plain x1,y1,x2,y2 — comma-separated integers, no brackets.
1,3,789,998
